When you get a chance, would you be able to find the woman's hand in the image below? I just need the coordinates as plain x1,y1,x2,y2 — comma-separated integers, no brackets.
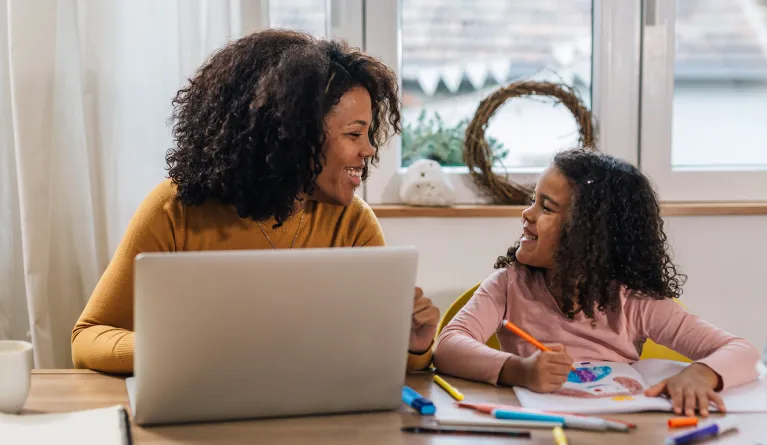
500,344,573,392
644,363,725,416
409,286,440,354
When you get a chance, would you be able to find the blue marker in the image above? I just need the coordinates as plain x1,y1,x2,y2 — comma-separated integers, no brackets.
402,386,435,415
491,409,615,431
665,419,738,445
492,409,565,424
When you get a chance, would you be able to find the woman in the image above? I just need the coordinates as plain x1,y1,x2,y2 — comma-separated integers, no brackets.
71,29,440,374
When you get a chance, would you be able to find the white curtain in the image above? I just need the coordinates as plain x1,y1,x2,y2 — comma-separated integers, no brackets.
0,0,262,368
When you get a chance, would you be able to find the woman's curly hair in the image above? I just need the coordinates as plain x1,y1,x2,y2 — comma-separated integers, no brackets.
166,29,401,226
495,148,686,319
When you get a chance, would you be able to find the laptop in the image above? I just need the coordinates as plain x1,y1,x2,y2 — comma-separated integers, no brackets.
126,246,418,426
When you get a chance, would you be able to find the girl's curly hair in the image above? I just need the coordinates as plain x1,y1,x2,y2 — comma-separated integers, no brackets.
166,29,401,226
495,148,686,319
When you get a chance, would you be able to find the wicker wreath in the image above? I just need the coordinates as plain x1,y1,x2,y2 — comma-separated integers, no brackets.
463,80,597,204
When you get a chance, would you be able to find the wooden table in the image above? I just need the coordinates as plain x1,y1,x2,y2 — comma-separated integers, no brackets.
22,370,766,444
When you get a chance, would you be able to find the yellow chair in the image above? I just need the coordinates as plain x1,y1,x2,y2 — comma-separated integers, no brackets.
436,282,691,363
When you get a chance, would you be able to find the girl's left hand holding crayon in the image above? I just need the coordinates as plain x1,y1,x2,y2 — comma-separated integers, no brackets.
644,363,725,417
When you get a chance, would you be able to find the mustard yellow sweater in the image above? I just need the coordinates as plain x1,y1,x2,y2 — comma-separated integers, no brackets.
71,180,432,373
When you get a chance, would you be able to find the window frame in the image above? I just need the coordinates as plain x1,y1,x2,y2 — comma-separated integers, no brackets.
638,0,767,202
363,0,643,204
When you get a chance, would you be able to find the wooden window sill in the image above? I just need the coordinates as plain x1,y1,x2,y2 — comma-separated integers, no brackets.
371,202,767,218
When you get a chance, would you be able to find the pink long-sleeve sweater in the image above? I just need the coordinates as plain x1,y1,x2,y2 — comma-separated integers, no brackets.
434,266,759,390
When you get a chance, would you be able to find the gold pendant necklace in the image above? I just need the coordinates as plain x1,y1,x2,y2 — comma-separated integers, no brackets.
256,212,305,249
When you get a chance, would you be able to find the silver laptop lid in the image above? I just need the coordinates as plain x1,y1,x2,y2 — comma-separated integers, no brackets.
132,246,418,425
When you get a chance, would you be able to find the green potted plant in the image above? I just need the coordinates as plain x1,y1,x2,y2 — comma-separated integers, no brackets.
402,110,509,168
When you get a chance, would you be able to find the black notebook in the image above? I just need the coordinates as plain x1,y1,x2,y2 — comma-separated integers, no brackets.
0,405,132,445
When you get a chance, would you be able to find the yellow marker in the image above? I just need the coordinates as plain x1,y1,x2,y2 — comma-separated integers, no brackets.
552,426,568,445
433,375,464,401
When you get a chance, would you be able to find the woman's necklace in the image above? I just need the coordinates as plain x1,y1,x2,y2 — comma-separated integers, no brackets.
256,212,305,249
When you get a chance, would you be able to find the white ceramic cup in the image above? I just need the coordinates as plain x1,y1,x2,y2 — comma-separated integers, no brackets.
0,340,33,413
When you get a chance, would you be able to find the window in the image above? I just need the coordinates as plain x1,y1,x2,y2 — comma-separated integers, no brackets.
266,0,363,46
400,1,592,170
641,0,767,201
364,0,641,204
268,0,328,37
400,0,592,168
365,0,767,204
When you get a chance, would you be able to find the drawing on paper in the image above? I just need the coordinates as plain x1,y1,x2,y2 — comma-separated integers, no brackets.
568,365,612,383
555,363,645,399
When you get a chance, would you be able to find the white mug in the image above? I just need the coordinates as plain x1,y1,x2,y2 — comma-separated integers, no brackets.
0,340,33,413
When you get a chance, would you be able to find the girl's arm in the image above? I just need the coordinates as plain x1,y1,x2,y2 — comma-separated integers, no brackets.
433,269,514,385
630,297,760,390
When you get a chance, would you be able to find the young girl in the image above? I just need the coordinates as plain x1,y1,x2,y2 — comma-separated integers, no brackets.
433,148,759,417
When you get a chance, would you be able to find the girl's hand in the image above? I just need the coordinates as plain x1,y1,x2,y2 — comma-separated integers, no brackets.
519,344,573,393
644,363,725,416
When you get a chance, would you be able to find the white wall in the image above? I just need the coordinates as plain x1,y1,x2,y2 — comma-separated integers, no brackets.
380,216,767,351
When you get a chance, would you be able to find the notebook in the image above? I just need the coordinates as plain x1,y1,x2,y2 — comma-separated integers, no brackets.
0,405,132,445
514,359,767,414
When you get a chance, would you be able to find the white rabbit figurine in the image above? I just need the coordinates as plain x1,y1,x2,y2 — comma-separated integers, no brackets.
399,159,456,207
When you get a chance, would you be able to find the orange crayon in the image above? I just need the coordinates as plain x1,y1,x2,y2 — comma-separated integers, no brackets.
502,320,577,371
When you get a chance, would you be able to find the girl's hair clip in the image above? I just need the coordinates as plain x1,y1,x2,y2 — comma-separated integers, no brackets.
325,71,336,93
584,179,595,185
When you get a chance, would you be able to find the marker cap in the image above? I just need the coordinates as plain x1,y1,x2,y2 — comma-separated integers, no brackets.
713,418,739,434
668,417,698,428
412,398,436,415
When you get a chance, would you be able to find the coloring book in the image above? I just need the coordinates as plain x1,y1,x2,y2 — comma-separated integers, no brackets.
513,359,767,414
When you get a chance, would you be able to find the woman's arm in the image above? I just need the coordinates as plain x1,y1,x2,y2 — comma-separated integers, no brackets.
349,198,438,372
433,269,514,385
71,181,181,373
